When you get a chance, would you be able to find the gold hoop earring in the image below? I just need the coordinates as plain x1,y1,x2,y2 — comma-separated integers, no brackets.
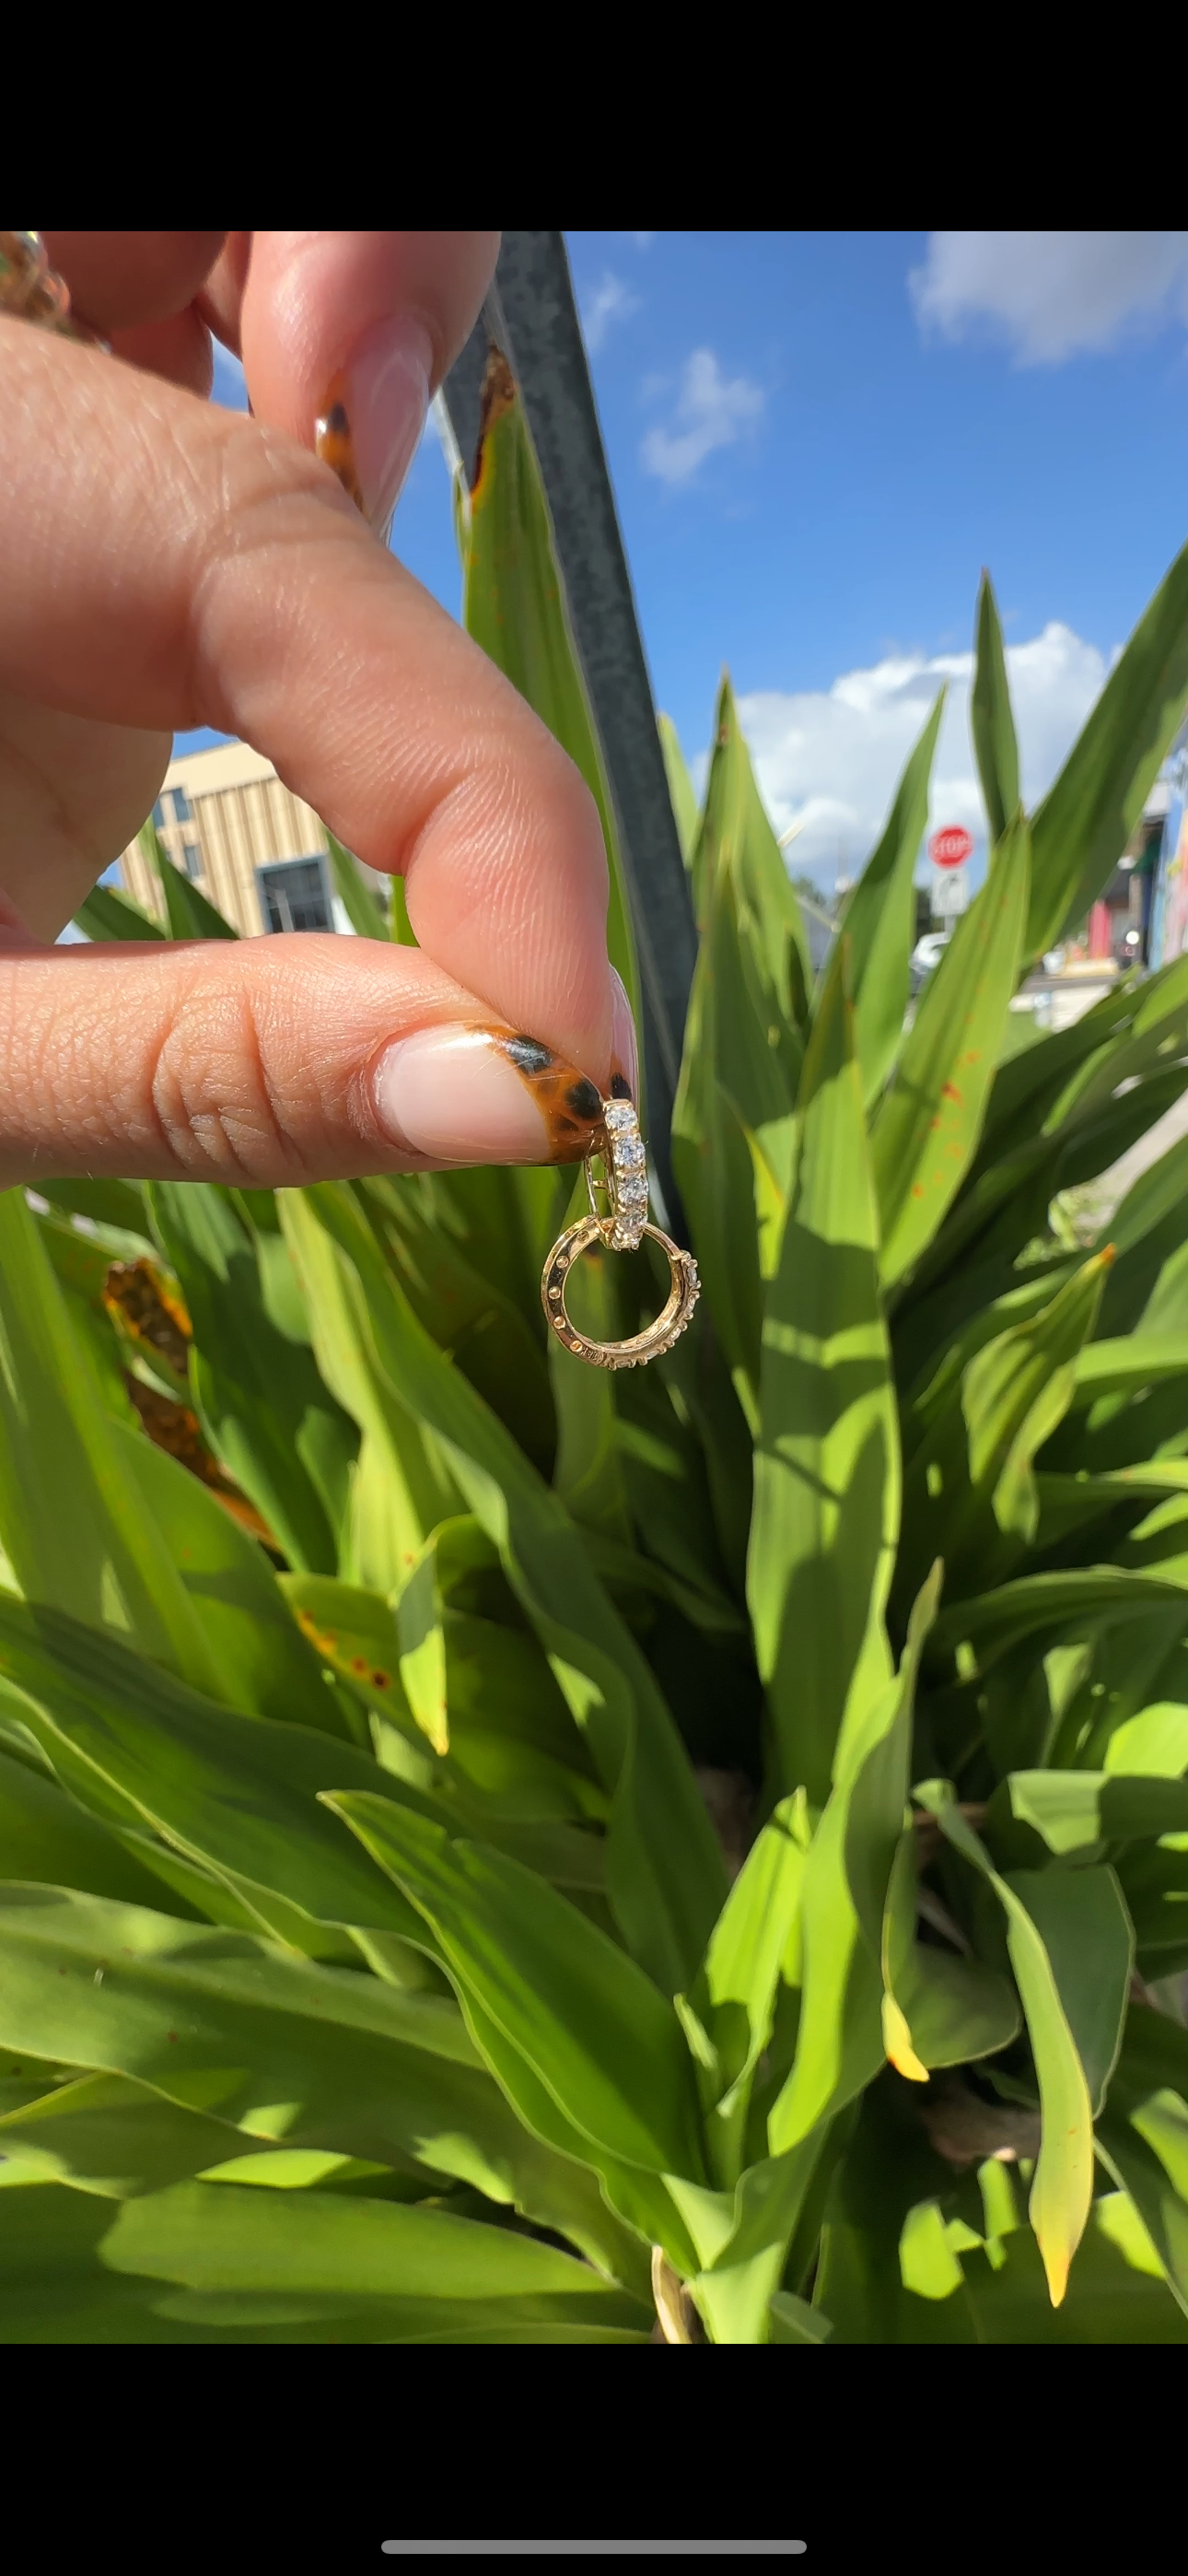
540,1097,699,1369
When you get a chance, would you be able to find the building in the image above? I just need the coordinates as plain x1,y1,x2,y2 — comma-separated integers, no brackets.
1003,782,1171,1032
1148,720,1188,967
116,741,380,939
1090,791,1167,970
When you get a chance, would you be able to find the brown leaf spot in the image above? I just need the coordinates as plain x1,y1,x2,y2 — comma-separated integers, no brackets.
470,347,518,497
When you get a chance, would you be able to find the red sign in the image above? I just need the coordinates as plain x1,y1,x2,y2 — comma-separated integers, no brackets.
929,825,974,869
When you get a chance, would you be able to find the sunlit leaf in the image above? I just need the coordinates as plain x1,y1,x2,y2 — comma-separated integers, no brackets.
971,573,1019,848
840,690,944,1106
749,942,899,1804
872,819,1030,1291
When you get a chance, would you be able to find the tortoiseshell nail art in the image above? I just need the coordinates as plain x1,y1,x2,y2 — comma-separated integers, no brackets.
486,1030,632,1163
315,374,364,512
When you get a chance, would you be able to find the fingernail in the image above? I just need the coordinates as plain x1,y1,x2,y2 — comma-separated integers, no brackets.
369,1026,532,1167
373,1025,610,1165
315,314,433,536
609,968,639,1104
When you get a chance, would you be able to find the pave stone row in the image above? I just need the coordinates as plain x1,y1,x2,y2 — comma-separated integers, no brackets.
602,1099,648,1249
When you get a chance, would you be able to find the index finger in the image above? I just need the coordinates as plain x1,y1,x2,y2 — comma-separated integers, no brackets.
210,231,498,534
2,320,612,1079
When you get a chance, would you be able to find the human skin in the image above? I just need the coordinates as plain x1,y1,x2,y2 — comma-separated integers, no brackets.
0,229,636,1190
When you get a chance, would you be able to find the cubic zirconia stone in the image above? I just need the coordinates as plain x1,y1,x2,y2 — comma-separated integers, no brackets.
604,1102,635,1131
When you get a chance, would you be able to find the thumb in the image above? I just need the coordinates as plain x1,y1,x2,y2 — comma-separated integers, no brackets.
0,933,639,1188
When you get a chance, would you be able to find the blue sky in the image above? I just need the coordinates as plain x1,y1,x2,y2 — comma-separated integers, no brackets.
189,231,1188,895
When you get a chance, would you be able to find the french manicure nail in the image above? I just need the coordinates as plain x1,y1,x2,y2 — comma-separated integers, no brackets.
610,968,639,1104
315,313,433,536
372,1025,609,1167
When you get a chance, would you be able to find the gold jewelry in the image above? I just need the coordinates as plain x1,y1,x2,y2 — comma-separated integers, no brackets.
0,231,103,345
541,1097,699,1369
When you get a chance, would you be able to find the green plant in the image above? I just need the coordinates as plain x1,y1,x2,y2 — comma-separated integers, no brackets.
4,380,1188,2345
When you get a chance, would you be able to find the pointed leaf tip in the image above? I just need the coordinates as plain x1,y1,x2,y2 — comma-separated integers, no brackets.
881,1992,929,2083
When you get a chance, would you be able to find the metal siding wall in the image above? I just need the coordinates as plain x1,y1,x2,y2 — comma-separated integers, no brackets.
117,756,335,938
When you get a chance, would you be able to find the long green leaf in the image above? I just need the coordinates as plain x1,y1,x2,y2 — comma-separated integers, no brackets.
0,2070,281,2198
35,1177,152,1236
278,1573,426,1752
749,941,899,1804
1070,1333,1188,1406
815,2073,1188,2344
671,884,768,1416
687,1790,811,2184
692,2125,836,2345
1055,951,1188,1132
839,690,944,1105
880,1830,1020,2078
328,1793,705,2182
461,358,640,1043
549,1218,633,1546
690,678,810,1031
146,1182,356,1576
360,1173,554,1479
280,1187,462,1595
100,2178,649,2340
658,712,700,866
0,1598,433,1949
0,1746,191,1914
113,1423,344,1736
1097,2006,1188,2319
391,1520,607,1832
971,573,1019,847
140,825,239,942
927,1568,1186,1672
323,831,391,940
1026,536,1188,959
872,817,1031,1291
987,1767,1188,1863
72,884,165,943
1007,1866,1135,2116
897,1250,1108,1607
902,1260,1082,1438
767,1573,938,2156
287,1186,725,1996
0,2178,646,2345
973,972,1143,1175
918,1786,1109,2304
0,1885,642,2285
0,1188,228,1702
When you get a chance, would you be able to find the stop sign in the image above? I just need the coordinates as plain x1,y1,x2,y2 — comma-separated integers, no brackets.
929,825,974,869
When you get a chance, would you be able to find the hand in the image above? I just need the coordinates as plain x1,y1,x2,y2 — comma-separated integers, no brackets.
0,230,636,1188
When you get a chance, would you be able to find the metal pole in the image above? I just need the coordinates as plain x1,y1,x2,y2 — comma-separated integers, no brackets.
440,232,695,1235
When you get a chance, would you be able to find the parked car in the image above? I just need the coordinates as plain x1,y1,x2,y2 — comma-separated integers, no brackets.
909,931,950,993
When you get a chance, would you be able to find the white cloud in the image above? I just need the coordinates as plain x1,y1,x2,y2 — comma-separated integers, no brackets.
729,622,1108,887
580,271,641,353
911,231,1188,365
641,348,765,487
